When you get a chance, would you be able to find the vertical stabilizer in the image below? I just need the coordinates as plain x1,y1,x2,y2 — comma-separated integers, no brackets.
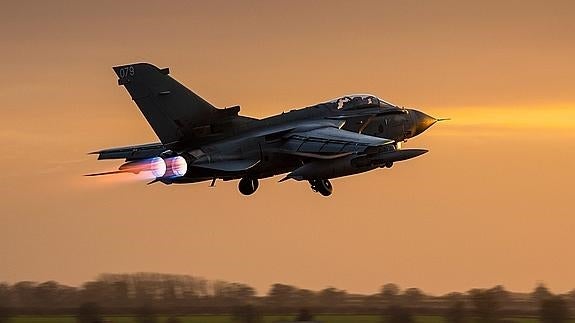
113,63,218,144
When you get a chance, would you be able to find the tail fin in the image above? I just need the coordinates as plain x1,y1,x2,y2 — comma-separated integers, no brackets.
113,63,219,144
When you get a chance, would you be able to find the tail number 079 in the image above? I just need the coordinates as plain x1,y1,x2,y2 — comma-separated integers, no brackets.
118,66,135,78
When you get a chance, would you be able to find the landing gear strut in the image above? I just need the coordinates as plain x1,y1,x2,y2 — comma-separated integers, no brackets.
238,177,259,195
309,179,333,196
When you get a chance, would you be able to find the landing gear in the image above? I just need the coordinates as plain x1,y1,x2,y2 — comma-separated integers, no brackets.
238,177,259,195
309,179,333,196
384,161,393,168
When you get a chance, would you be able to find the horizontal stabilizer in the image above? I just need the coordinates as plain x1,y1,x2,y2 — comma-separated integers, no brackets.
84,170,129,177
90,142,165,160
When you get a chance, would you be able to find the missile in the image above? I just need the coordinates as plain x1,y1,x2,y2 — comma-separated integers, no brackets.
355,148,428,167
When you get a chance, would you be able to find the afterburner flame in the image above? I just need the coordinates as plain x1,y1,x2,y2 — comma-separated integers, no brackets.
165,156,187,178
149,157,167,178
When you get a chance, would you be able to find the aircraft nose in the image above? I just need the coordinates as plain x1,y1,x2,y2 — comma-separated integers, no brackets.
411,109,437,136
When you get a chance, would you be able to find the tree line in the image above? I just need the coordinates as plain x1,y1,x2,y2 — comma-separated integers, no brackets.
0,273,573,320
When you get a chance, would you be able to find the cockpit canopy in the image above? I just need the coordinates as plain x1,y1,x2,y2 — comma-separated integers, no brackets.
326,94,398,110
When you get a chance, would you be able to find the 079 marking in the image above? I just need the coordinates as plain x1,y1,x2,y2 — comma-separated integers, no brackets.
118,66,135,78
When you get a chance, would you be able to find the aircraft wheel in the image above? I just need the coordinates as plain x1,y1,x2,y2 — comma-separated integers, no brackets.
238,177,259,195
385,162,393,168
309,179,333,196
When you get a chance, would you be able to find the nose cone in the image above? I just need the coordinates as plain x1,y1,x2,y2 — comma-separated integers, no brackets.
411,110,437,136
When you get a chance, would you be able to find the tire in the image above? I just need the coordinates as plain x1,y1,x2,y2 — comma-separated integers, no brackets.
238,177,259,195
309,179,333,196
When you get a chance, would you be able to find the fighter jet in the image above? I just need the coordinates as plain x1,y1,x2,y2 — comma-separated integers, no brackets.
88,63,445,196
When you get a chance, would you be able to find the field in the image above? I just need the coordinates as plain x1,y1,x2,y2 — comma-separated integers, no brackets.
7,315,555,323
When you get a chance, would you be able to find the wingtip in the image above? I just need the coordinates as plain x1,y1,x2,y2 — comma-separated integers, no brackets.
278,176,291,183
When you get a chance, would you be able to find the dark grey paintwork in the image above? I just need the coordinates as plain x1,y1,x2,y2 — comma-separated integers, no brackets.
88,63,443,196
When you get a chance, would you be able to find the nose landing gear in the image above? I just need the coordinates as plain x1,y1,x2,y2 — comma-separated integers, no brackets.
238,177,259,195
309,179,333,196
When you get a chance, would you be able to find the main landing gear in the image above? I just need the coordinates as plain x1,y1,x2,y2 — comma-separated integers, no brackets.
238,177,259,195
309,179,333,196
238,177,334,197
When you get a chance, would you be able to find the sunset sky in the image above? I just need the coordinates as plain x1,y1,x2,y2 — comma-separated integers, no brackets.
1,1,574,295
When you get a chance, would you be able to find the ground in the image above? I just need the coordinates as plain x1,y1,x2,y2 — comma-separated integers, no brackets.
8,315,559,323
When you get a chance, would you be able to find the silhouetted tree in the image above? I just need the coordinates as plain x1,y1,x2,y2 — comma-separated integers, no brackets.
1,273,568,317
296,308,314,321
568,289,575,309
11,281,38,308
443,292,465,302
0,283,10,323
76,302,103,323
318,287,346,307
81,281,109,305
362,294,382,308
539,296,569,323
217,282,256,303
267,283,298,305
109,280,130,307
232,305,262,323
380,283,400,304
468,288,503,323
533,283,553,303
35,281,62,308
445,300,467,323
382,305,414,323
403,288,425,308
135,303,157,323
295,289,316,306
490,285,511,304
0,305,10,323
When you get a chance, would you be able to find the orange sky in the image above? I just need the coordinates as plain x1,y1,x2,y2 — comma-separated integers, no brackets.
1,1,574,295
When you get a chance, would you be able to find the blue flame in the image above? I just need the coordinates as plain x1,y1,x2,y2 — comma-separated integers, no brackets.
149,157,167,178
165,156,187,178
